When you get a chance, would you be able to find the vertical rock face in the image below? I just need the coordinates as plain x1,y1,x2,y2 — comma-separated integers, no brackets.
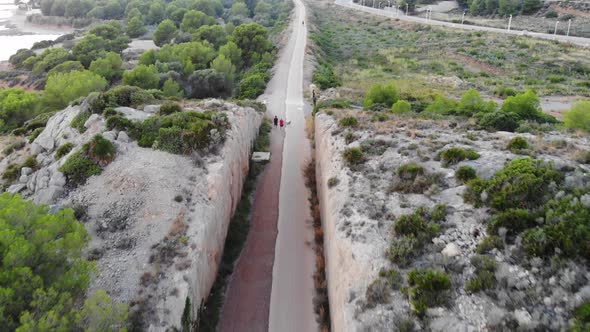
315,114,379,332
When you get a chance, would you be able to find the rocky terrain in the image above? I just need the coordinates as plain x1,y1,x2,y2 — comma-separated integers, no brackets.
0,99,263,330
315,110,590,331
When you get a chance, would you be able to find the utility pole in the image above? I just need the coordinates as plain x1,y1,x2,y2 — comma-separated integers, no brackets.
461,11,465,26
507,14,512,31
567,19,571,36
405,3,408,15
554,20,559,35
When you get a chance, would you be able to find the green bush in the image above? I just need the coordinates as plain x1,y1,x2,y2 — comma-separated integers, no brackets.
102,85,155,108
391,100,411,114
313,62,340,89
457,89,495,117
123,64,160,90
572,302,590,332
315,99,351,110
363,83,399,109
394,162,440,194
522,192,590,259
464,158,564,211
159,101,183,116
501,90,556,123
379,269,403,290
59,146,102,186
439,147,480,166
102,108,118,118
507,136,528,152
0,193,103,331
106,116,134,132
28,127,44,143
339,116,358,127
455,165,477,182
545,11,558,18
424,96,457,115
393,210,440,240
365,279,390,308
88,135,116,164
397,162,424,180
55,142,75,159
466,255,497,293
238,73,267,99
478,111,519,132
342,147,365,165
388,236,418,267
407,269,451,317
45,70,107,110
493,86,517,98
475,236,504,254
564,101,590,133
70,111,91,133
2,140,26,155
488,208,539,238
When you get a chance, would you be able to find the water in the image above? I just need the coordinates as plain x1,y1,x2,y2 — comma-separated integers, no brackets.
0,0,61,61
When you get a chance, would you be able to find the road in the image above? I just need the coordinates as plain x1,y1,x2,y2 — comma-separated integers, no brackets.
218,0,316,329
335,0,590,47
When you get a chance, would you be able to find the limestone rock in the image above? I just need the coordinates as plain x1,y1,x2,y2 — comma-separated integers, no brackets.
84,114,101,129
115,107,152,121
442,243,461,258
21,167,33,176
143,105,160,114
117,131,130,143
7,184,26,194
514,309,532,327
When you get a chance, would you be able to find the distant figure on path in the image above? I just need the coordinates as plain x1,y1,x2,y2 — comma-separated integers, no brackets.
280,118,284,129
274,115,278,127
312,90,317,107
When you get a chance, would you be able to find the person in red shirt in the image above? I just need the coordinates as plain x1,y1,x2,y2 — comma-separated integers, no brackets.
279,118,284,128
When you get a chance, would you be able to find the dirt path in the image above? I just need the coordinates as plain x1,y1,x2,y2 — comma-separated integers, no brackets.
218,0,316,329
335,0,590,47
218,128,284,332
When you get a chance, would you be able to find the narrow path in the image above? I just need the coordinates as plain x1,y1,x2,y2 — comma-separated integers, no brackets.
218,0,316,330
335,0,590,47
268,0,317,329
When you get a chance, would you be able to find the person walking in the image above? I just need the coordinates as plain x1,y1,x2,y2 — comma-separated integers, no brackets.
273,115,278,127
279,118,284,129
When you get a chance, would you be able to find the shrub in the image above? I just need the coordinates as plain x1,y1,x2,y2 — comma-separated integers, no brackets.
45,70,108,109
123,65,160,90
464,158,563,210
28,127,44,143
457,89,495,116
478,111,519,132
493,86,517,98
55,142,75,159
59,146,102,186
456,165,477,182
2,164,21,182
393,211,440,240
407,269,451,317
342,147,365,165
238,73,267,99
363,83,399,109
501,90,555,123
394,163,440,194
315,99,350,110
476,236,504,254
102,85,155,108
564,101,590,133
339,116,358,127
466,255,497,293
522,192,590,259
397,162,424,180
106,116,134,132
88,135,116,164
424,95,457,115
2,140,26,155
545,11,558,18
388,236,418,267
365,279,390,308
313,62,340,89
379,269,403,290
159,101,183,116
507,136,528,152
391,100,411,114
439,147,480,166
70,111,90,133
572,302,590,332
327,177,339,188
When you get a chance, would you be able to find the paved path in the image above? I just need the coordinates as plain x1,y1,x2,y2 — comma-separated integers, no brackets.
335,0,590,47
218,0,316,329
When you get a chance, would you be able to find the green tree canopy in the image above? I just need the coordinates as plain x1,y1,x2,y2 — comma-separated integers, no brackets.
123,64,160,90
89,52,123,82
126,15,147,38
147,2,166,25
181,10,217,33
154,19,179,47
45,70,107,109
193,25,227,48
363,83,400,109
230,23,270,67
219,41,243,69
0,88,41,131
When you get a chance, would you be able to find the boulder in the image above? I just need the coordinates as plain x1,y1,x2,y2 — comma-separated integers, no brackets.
117,131,130,143
143,105,160,114
19,175,29,183
7,184,26,194
84,114,101,129
21,167,33,176
49,172,66,188
34,186,64,204
103,131,117,141
442,243,461,258
514,309,532,327
115,107,152,122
